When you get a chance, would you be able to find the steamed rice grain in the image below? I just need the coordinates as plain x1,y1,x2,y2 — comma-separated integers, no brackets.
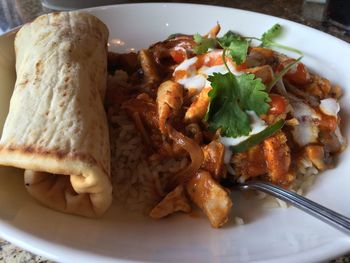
108,108,320,218
109,110,188,213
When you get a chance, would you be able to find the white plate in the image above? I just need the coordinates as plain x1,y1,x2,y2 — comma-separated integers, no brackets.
0,3,350,263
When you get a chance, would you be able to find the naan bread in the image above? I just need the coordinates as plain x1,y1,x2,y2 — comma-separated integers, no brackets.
0,11,112,217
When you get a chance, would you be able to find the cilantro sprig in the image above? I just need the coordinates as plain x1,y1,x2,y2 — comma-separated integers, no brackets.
193,31,249,65
193,33,217,54
204,73,270,137
217,31,250,65
193,23,303,64
260,24,303,55
194,23,303,140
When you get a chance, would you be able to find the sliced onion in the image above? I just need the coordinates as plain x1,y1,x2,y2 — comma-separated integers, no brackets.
167,125,204,187
285,81,319,107
319,98,340,117
275,79,288,97
290,101,320,147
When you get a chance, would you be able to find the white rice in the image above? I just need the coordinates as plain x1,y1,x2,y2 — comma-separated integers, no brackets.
255,157,319,209
109,109,188,214
255,191,267,200
108,109,320,223
290,157,318,194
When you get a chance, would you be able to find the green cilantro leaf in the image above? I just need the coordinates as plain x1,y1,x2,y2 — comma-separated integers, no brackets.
217,31,242,46
260,24,303,55
193,33,217,54
209,100,251,137
205,72,250,137
261,24,282,47
218,31,249,65
190,23,300,141
205,72,270,137
237,74,271,114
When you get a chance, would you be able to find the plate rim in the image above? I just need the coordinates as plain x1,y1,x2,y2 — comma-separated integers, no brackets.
82,2,350,46
0,2,349,263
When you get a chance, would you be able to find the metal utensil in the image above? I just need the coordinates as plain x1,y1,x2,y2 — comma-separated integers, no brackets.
234,180,350,234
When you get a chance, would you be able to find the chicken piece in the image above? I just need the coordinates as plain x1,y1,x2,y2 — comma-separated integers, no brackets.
184,87,211,123
150,35,196,66
149,185,191,219
263,131,292,185
245,65,274,85
201,141,225,179
139,49,160,88
231,144,267,179
304,74,331,99
186,170,232,228
157,80,183,134
246,47,275,68
304,145,326,170
122,93,158,129
317,111,337,132
329,85,342,100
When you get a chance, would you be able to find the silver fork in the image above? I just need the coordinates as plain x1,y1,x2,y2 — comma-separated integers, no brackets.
235,181,350,234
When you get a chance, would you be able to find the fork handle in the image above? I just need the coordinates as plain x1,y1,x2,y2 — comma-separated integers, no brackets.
238,181,350,235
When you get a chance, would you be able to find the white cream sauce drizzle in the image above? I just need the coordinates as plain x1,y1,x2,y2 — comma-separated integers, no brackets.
173,51,266,165
173,51,242,91
220,111,267,164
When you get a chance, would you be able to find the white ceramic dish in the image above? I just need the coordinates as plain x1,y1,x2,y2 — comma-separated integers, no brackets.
0,3,349,263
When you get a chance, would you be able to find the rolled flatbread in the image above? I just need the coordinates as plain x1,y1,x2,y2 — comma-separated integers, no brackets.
0,11,112,217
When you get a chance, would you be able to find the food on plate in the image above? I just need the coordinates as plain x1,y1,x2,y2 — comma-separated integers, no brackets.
0,10,345,227
0,12,112,217
107,23,346,227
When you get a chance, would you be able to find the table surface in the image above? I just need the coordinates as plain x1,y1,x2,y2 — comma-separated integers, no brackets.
0,0,349,262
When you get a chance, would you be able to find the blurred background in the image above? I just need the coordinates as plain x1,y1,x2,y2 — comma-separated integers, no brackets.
0,0,349,42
